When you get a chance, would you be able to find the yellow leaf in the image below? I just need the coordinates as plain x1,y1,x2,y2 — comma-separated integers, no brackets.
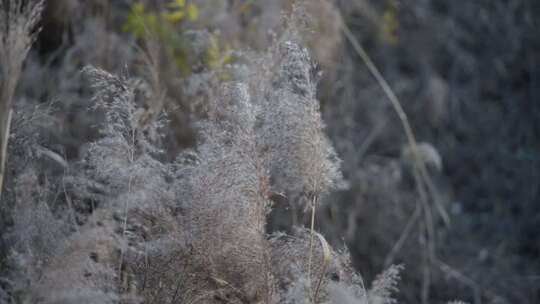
239,0,254,15
174,55,192,75
186,3,198,20
222,52,232,65
164,10,185,22
218,72,231,80
169,0,185,9
221,45,232,65
132,2,145,15
123,3,149,36
381,10,399,44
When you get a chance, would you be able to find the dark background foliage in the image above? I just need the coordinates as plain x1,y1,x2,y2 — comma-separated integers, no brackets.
322,1,540,303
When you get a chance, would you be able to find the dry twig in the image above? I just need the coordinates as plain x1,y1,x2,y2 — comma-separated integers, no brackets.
332,5,451,303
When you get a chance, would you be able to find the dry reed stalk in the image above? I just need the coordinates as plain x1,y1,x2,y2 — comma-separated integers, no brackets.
0,109,12,198
307,195,318,301
332,4,450,302
313,232,331,302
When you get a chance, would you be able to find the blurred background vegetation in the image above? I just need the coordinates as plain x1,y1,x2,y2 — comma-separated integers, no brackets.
1,0,539,303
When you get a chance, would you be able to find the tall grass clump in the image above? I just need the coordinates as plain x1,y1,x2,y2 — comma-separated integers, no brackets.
0,2,413,304
0,0,43,198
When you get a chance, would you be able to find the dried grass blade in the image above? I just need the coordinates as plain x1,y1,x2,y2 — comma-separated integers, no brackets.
0,109,12,199
314,232,331,302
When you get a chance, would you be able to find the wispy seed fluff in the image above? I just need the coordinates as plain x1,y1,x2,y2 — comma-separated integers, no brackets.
258,41,343,203
181,83,272,303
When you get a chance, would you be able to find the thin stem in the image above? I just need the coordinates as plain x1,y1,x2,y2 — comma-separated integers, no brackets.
307,194,318,302
0,109,13,200
384,202,421,267
314,233,331,301
339,15,442,304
